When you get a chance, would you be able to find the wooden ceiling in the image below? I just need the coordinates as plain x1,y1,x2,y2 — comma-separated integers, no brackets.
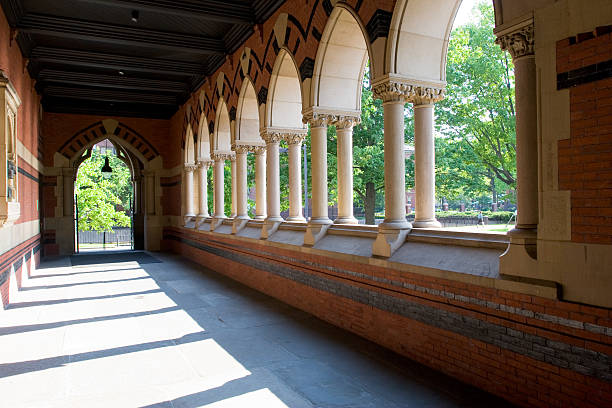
1,0,286,118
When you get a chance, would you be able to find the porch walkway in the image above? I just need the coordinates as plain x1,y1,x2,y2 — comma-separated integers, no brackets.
0,252,513,407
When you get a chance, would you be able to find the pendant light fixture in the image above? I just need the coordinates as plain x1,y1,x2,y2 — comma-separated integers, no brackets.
101,139,113,179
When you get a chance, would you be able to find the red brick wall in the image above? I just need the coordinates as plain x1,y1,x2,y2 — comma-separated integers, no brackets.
557,26,612,244
163,227,612,408
0,234,41,308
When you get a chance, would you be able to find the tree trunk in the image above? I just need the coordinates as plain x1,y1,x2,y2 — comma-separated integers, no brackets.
488,169,497,209
365,182,376,225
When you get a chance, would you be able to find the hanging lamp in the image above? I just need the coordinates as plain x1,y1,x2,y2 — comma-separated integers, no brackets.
101,140,113,179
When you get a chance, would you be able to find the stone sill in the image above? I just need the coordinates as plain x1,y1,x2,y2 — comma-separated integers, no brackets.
177,222,557,301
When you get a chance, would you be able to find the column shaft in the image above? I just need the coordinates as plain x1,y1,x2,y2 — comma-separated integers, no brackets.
335,122,357,224
310,124,331,224
514,55,538,231
264,134,283,222
213,158,226,218
184,165,195,218
412,104,441,228
254,149,267,219
381,101,409,229
197,162,209,217
230,159,237,218
287,137,305,222
235,150,249,219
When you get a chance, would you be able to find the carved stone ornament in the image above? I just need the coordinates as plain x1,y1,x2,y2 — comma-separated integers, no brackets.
302,111,334,128
231,143,251,154
284,132,306,145
252,145,266,155
372,79,445,104
495,22,534,60
333,115,361,130
184,163,198,172
197,159,213,169
260,130,283,144
211,152,235,161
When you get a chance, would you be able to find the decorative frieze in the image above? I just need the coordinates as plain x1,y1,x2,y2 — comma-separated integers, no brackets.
495,19,534,60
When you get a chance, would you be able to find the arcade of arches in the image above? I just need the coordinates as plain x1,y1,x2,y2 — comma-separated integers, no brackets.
1,1,611,407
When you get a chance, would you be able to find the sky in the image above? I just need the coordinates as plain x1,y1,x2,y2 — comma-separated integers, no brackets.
452,0,481,28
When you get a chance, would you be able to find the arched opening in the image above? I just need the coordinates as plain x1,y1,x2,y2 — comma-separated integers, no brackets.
74,139,138,252
212,99,233,218
266,49,303,130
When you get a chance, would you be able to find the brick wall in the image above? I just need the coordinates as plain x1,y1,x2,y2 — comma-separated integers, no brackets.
0,234,41,308
557,26,612,244
163,227,612,408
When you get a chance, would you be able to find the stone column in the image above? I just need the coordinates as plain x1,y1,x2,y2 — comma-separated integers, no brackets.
262,131,283,223
495,19,538,272
62,168,74,217
233,145,249,220
230,156,237,218
496,20,537,237
306,116,332,225
371,78,412,257
197,160,211,218
285,132,307,222
411,92,443,228
212,153,227,220
303,112,332,245
253,146,267,220
334,116,360,224
184,164,196,222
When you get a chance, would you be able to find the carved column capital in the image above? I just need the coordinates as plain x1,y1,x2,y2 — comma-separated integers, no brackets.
303,111,334,128
260,130,283,145
333,115,361,130
197,159,212,169
252,145,266,155
231,143,251,154
184,163,197,172
495,19,534,60
284,132,307,145
211,152,235,162
372,76,446,104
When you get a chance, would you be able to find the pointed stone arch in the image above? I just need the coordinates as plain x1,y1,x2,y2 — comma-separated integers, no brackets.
265,48,305,130
236,77,263,143
184,125,195,165
310,5,372,112
197,112,212,160
213,98,232,153
386,0,462,82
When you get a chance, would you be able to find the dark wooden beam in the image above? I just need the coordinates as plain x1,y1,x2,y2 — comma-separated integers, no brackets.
18,13,226,55
38,69,189,94
74,0,254,25
30,47,205,77
43,85,179,105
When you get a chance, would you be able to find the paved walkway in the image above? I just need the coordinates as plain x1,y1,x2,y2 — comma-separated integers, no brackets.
0,252,513,408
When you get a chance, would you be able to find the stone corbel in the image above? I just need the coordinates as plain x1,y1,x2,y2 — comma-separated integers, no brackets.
303,223,331,246
372,228,410,258
261,219,281,239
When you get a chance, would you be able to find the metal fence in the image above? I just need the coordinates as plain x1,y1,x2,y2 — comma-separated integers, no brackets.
78,227,132,247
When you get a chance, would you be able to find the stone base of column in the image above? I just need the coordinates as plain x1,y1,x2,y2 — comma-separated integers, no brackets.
286,215,306,223
499,228,538,279
195,215,209,228
183,215,196,226
372,223,412,258
303,223,331,246
232,217,250,234
210,216,226,231
412,219,441,229
261,218,283,239
253,215,267,220
334,216,358,225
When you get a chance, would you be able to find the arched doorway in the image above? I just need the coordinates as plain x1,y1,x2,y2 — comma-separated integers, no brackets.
74,139,137,252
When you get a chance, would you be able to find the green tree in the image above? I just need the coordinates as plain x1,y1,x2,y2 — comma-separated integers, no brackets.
436,1,516,204
75,146,131,232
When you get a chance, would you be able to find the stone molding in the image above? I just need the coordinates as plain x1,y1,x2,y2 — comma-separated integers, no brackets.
494,17,534,60
260,130,283,144
333,116,361,130
261,128,307,145
252,145,266,155
231,143,251,154
372,75,445,104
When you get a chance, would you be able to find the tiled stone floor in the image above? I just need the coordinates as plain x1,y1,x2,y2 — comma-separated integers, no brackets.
0,251,514,407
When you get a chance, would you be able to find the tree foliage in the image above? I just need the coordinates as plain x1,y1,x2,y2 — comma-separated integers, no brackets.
435,1,516,203
75,146,131,232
